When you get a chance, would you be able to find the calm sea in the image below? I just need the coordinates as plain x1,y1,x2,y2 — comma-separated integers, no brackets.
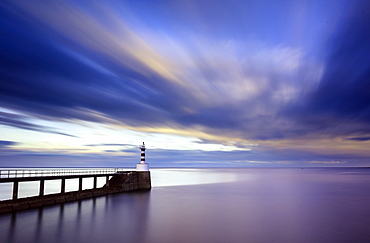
1,167,370,243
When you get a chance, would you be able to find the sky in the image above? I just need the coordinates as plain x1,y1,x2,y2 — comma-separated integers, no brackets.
0,0,369,168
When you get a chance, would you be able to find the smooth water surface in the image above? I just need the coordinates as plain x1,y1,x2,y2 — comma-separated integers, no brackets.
1,168,370,243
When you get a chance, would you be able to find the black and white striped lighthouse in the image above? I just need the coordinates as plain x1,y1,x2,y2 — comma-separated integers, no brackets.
136,142,149,171
140,142,146,163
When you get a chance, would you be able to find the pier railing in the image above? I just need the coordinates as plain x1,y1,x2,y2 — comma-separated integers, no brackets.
0,168,124,179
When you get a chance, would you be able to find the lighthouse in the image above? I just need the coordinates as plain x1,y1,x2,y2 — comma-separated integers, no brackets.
136,142,149,171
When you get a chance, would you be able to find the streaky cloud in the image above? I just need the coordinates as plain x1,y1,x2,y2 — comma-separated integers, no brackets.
0,140,18,147
0,111,77,137
344,136,370,141
85,143,136,147
284,0,370,138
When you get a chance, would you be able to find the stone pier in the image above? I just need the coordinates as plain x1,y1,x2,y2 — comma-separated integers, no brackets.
0,171,151,214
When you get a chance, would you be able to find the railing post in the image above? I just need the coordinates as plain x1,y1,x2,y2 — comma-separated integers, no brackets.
12,181,19,200
106,175,109,186
79,177,83,191
39,179,45,196
61,178,66,193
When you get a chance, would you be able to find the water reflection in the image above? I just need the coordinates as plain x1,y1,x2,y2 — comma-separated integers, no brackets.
4,212,16,242
151,168,250,187
55,203,64,240
1,168,370,243
1,190,151,243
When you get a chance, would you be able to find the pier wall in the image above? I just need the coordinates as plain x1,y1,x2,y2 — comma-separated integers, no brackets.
0,171,151,214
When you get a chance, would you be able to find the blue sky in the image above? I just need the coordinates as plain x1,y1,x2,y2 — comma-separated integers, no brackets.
0,0,369,167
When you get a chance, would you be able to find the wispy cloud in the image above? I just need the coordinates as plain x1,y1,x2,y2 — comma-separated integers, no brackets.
309,161,347,164
0,140,18,147
344,137,370,141
85,143,136,147
0,111,77,137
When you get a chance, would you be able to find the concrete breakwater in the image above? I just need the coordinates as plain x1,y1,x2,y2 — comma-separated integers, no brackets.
0,171,151,214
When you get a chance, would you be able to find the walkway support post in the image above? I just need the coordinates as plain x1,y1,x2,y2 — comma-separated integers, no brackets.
79,177,83,191
93,176,97,189
12,181,19,200
39,179,45,196
61,178,66,193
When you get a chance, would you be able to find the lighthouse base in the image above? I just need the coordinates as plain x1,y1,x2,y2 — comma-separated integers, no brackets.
136,163,149,171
